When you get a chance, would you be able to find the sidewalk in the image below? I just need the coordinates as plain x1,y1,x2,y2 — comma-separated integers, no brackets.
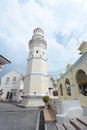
0,102,39,130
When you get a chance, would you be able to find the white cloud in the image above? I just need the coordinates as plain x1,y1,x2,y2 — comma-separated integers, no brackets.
0,0,87,76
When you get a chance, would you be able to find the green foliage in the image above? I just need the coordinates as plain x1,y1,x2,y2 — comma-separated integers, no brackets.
42,95,50,103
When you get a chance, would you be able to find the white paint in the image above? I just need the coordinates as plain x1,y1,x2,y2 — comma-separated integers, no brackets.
22,28,49,106
56,99,83,124
0,70,24,102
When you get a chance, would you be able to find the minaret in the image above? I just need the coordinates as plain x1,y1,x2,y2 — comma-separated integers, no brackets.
22,28,49,107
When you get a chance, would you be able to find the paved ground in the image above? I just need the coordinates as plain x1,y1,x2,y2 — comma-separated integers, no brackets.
0,102,40,130
0,102,87,130
83,106,87,116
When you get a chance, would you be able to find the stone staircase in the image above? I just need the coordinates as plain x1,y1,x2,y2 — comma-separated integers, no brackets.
44,108,87,130
70,119,86,130
55,116,87,130
46,116,87,130
76,116,87,127
63,123,76,130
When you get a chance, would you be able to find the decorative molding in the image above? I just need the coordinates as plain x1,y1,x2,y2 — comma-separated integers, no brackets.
27,57,47,62
25,73,48,77
58,52,87,81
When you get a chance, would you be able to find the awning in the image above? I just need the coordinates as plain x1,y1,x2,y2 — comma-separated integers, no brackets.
0,55,11,65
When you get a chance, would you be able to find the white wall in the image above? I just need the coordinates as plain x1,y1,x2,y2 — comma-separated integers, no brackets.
0,70,24,101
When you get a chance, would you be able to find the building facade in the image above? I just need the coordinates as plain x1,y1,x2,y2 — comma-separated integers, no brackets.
48,75,58,97
0,70,24,102
0,55,11,100
57,41,87,107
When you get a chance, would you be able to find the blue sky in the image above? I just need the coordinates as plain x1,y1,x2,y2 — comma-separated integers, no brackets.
0,0,87,78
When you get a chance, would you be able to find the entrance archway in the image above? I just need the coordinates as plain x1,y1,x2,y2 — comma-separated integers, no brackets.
65,78,71,96
76,69,87,96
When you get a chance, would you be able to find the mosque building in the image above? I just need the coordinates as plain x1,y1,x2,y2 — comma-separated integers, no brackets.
55,41,87,124
57,40,87,107
0,29,87,128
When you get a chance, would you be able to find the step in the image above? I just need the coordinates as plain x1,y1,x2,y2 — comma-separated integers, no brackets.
55,122,65,130
76,116,87,127
63,123,76,130
70,119,87,130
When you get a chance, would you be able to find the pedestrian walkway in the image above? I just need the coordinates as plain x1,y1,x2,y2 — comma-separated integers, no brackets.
0,102,40,130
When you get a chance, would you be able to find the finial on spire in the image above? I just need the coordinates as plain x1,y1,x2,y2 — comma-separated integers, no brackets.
33,27,44,39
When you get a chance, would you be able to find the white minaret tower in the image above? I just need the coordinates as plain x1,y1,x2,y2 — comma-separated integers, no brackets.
22,28,49,107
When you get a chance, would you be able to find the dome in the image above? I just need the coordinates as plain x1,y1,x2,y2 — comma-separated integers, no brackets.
33,27,44,36
29,27,47,49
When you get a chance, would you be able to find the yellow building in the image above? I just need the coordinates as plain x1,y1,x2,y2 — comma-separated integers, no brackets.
57,41,87,107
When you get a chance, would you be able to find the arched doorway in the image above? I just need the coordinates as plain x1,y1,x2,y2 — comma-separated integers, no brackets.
76,69,87,96
60,84,63,96
65,78,71,96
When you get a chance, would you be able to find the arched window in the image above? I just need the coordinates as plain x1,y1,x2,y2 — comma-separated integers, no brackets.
65,79,71,96
60,84,63,96
76,69,87,96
